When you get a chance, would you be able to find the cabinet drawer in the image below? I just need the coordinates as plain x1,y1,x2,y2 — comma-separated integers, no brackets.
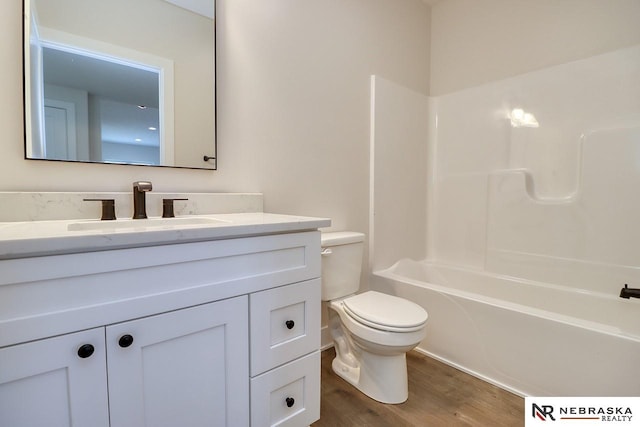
250,351,320,427
250,279,320,375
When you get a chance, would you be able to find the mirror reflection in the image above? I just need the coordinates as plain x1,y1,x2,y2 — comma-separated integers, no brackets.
24,0,216,169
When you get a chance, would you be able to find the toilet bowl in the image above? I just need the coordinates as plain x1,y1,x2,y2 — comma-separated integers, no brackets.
321,232,428,404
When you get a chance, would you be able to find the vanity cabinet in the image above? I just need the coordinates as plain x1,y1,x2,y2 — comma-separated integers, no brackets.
0,297,248,427
0,230,322,427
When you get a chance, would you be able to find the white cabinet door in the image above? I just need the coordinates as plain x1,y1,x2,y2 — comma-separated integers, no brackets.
0,328,109,427
106,296,250,427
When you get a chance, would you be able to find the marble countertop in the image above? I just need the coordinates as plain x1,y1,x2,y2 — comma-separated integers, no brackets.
0,213,331,259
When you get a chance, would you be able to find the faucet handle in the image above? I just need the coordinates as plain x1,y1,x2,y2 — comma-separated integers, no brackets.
83,198,116,221
162,198,188,218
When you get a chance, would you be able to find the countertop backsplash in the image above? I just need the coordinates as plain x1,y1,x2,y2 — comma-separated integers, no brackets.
0,192,264,222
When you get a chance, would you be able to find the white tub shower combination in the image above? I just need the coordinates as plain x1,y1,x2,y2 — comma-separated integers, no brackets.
369,45,640,397
373,260,640,397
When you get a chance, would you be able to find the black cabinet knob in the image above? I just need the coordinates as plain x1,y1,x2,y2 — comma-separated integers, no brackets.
119,334,134,348
285,320,295,330
285,397,295,408
77,344,95,358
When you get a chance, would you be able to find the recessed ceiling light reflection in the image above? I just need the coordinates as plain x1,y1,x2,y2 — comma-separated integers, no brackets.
510,108,539,128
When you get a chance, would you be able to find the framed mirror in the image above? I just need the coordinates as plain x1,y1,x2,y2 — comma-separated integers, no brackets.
23,0,217,170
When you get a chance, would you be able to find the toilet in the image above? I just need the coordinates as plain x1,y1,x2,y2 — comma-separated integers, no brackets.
321,231,428,404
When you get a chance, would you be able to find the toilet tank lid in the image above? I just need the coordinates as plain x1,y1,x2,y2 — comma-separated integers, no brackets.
321,231,365,246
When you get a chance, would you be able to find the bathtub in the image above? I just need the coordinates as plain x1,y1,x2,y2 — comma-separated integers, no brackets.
372,259,640,397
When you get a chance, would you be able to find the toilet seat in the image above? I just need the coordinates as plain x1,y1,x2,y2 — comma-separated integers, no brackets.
342,291,428,333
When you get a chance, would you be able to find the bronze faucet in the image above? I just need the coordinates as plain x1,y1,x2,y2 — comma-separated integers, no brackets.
132,181,152,219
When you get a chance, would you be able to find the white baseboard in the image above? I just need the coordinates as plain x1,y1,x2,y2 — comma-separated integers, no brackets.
320,325,334,351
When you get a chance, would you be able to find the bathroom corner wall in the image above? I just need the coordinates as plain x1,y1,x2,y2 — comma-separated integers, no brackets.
369,76,429,271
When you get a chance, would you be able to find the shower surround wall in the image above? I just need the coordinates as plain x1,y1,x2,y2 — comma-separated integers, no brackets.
431,44,640,293
370,45,640,395
369,75,429,270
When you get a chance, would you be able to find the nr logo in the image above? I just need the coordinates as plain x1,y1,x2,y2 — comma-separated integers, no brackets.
532,403,556,421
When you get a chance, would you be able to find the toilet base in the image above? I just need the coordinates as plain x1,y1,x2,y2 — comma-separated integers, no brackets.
332,349,409,404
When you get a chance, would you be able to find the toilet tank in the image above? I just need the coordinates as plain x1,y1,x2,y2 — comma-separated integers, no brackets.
320,232,365,301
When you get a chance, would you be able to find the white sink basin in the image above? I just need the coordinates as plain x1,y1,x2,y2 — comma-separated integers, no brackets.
67,216,230,232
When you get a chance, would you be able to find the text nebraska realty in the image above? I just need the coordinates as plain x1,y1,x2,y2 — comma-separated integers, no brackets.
561,406,633,422
534,403,633,422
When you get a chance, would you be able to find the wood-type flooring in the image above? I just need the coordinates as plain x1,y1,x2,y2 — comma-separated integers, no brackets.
312,348,524,427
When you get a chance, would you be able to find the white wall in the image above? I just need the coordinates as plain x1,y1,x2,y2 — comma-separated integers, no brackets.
216,0,430,227
0,0,430,239
430,0,640,95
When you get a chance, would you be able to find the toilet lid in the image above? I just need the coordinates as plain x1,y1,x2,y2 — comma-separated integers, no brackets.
342,291,428,332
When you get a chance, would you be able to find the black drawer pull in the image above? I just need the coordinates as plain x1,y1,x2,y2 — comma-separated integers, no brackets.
285,320,295,330
77,344,95,358
119,334,134,348
285,397,295,408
